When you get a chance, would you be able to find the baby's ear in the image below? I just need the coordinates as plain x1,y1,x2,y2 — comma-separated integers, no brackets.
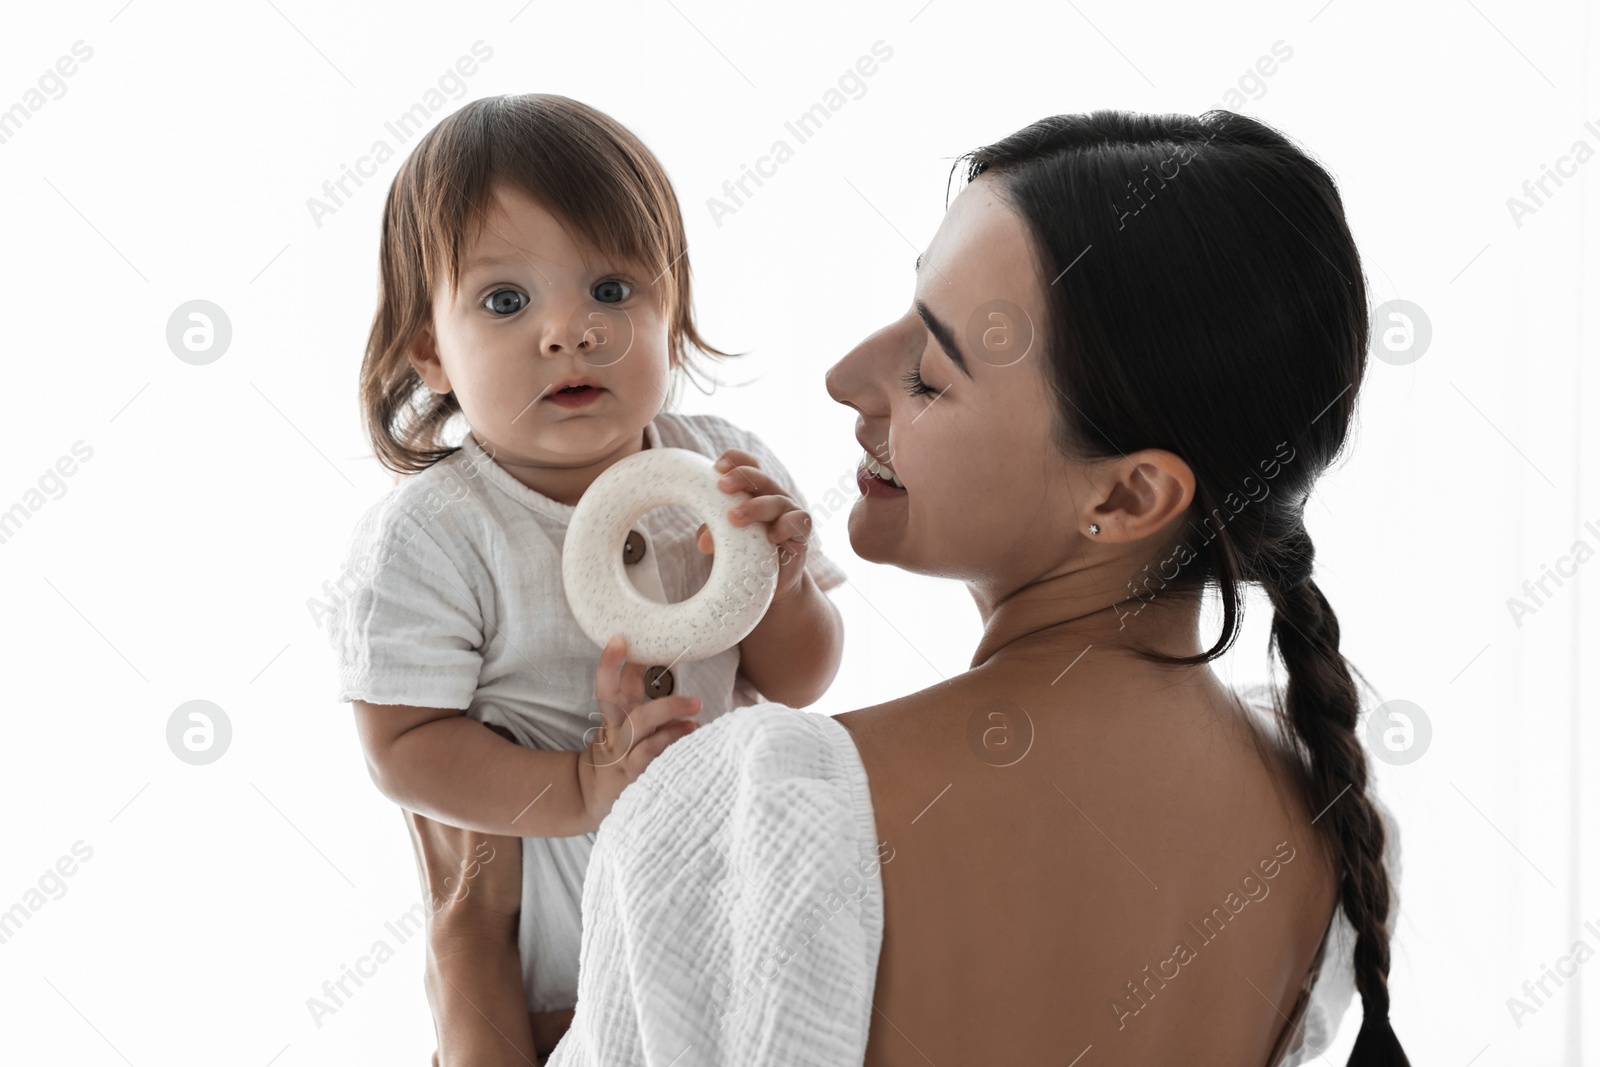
407,328,452,394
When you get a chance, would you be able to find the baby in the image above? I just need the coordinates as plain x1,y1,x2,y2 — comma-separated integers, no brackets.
325,94,847,1061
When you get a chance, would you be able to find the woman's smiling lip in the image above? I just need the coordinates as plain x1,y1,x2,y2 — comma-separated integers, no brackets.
855,435,904,490
857,460,907,497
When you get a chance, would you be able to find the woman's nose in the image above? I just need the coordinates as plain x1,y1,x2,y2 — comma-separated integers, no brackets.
826,317,913,411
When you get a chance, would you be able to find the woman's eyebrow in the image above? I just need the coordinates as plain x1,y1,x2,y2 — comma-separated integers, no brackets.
915,299,972,379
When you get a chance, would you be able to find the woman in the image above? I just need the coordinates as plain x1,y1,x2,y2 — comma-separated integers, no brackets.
415,108,1409,1066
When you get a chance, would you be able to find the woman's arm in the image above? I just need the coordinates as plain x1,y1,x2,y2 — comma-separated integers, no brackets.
376,650,704,1062
404,806,538,1066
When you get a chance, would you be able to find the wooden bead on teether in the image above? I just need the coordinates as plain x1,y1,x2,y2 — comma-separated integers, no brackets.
622,529,646,565
643,665,675,697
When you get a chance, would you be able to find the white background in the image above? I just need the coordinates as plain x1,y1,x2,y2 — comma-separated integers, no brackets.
0,0,1595,1063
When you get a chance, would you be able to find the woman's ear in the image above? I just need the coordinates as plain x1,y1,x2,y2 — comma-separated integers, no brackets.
1087,448,1194,541
408,328,452,395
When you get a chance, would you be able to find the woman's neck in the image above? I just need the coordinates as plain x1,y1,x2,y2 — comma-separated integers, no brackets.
967,570,1207,672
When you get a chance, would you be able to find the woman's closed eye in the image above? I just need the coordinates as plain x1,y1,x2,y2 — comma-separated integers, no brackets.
902,361,938,397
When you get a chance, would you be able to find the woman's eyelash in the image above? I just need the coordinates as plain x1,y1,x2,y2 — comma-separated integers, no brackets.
902,364,936,396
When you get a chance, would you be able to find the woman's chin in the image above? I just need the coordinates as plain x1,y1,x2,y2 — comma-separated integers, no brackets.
846,504,906,565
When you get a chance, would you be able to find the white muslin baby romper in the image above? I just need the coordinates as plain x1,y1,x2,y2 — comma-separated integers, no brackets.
326,409,848,1014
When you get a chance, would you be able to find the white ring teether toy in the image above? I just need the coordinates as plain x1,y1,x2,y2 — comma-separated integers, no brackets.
562,447,780,664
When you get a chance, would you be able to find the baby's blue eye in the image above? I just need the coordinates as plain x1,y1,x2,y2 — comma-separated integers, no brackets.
593,279,631,304
484,288,527,316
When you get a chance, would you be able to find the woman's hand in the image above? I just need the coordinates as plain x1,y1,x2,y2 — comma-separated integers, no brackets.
576,634,703,831
696,448,814,604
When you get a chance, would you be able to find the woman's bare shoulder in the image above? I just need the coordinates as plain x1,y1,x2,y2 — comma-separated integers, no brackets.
832,680,981,762
832,689,936,739
831,685,966,800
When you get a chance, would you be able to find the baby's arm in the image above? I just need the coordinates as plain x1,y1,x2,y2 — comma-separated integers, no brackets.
735,570,844,708
357,704,591,837
377,640,697,1061
700,447,845,707
355,649,704,837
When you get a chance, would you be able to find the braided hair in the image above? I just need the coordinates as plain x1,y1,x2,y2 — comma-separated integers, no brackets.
958,110,1408,1064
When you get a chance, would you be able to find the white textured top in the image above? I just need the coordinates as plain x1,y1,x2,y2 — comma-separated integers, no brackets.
325,410,847,1013
547,703,885,1067
548,689,1401,1065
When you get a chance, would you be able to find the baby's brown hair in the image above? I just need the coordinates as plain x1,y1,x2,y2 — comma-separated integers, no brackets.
361,93,735,474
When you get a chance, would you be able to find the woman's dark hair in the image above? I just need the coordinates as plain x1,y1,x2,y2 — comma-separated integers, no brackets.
956,110,1407,1065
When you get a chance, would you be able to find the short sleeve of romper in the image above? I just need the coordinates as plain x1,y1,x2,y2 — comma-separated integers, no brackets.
326,490,486,711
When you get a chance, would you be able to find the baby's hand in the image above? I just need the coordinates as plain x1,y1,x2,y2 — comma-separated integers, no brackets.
695,448,813,604
577,634,703,831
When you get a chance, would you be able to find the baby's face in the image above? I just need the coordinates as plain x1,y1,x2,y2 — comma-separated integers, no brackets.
413,181,671,474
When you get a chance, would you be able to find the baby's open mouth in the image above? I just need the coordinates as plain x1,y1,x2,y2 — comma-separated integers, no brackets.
544,381,606,406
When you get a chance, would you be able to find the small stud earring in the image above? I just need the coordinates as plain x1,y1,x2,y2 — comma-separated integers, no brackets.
1088,523,1100,535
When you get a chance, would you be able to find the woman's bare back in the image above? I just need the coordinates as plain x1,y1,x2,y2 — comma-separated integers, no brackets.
836,655,1338,1067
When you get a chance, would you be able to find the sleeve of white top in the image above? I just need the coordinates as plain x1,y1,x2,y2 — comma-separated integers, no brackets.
327,504,485,710
547,705,883,1067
